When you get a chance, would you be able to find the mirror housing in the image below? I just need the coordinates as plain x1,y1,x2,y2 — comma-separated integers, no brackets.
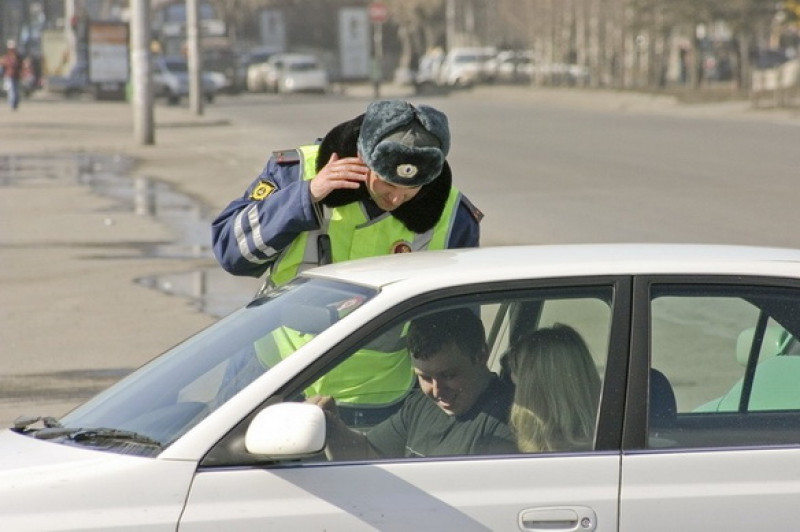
245,402,326,459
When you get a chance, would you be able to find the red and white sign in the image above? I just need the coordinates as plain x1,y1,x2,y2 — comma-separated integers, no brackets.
368,2,389,23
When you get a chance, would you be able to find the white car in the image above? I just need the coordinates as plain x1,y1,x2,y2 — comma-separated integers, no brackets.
4,244,800,530
243,48,279,92
247,53,329,94
438,47,497,87
271,53,329,94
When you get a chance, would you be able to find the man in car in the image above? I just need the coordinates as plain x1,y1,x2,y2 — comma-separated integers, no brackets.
309,308,517,459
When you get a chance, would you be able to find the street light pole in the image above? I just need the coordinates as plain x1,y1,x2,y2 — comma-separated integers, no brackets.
130,0,154,145
372,20,383,99
187,0,204,115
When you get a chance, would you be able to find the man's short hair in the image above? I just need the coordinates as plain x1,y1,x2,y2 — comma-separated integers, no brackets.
407,308,486,363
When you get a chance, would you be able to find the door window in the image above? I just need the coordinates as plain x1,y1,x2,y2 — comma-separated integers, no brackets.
272,285,614,462
648,284,800,448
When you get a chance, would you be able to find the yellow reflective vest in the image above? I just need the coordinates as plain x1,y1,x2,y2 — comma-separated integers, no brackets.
269,144,463,287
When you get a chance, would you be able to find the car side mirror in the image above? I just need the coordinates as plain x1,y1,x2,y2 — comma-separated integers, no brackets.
245,402,326,459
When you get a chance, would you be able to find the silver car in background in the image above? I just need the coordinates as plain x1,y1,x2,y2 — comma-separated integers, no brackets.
152,56,217,105
251,52,329,94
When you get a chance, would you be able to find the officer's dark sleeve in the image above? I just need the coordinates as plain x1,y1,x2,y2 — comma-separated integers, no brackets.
446,196,482,248
211,157,320,277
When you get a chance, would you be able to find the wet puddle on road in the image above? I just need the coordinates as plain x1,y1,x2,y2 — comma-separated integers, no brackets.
0,153,258,405
0,152,257,317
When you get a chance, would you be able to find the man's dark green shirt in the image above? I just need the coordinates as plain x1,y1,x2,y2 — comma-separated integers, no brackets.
366,375,516,458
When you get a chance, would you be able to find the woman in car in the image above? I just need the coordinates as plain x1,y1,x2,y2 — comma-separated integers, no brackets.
507,324,601,452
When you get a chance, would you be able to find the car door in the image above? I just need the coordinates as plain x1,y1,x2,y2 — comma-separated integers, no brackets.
179,278,630,531
620,276,800,531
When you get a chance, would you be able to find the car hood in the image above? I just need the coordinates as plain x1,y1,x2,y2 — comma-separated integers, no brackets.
0,429,197,529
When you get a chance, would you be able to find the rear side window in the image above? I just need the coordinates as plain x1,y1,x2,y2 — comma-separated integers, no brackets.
648,284,800,449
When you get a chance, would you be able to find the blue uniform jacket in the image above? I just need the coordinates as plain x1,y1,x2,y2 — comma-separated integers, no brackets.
211,154,481,278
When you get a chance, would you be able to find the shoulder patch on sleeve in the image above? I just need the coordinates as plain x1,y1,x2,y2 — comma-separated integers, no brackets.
250,180,276,201
272,148,301,165
461,195,484,223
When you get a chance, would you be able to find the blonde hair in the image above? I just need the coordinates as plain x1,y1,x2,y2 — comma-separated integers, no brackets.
508,324,601,453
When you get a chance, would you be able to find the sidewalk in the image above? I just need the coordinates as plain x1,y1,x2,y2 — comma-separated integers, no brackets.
0,85,796,428
0,95,252,427
0,84,419,427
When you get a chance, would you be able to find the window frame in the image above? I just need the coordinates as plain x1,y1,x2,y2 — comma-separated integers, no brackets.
625,274,800,452
202,275,632,467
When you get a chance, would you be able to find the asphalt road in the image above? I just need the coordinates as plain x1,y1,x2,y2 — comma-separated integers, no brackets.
1,84,798,427
215,89,800,248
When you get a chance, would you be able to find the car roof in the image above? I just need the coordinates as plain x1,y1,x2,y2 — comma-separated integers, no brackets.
271,53,317,63
303,244,800,291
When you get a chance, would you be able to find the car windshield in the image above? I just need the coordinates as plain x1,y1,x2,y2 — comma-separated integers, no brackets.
165,60,188,73
287,60,319,72
54,277,375,455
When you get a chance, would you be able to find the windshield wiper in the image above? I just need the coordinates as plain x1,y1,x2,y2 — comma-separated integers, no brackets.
13,415,63,430
32,426,163,449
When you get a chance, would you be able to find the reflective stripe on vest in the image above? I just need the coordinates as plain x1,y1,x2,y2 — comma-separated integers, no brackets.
269,144,462,287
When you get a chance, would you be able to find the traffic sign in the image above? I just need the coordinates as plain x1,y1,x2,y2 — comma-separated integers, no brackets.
369,2,389,23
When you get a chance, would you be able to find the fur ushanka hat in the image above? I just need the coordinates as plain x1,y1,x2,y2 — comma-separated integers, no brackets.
314,100,454,233
357,100,450,188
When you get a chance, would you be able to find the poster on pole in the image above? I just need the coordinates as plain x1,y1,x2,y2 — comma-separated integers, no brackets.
338,8,370,80
88,20,129,98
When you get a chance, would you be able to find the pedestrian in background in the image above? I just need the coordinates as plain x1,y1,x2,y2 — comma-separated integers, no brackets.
1,40,22,110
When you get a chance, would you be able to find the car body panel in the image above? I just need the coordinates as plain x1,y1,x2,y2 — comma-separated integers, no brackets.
179,454,620,531
303,244,800,291
4,245,800,530
0,431,196,531
620,449,800,531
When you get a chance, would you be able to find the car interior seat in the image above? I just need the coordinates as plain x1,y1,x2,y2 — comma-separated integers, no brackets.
649,368,677,429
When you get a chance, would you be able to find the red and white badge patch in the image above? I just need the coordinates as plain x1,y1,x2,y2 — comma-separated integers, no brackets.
391,241,413,254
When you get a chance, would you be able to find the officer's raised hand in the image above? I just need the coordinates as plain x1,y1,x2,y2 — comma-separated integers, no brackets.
309,152,369,202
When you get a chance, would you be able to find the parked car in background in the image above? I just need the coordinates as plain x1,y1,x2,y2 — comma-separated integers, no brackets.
274,54,329,93
240,47,279,93
532,61,591,86
5,244,800,530
202,43,238,94
438,46,497,87
246,52,280,92
414,48,446,91
492,50,536,83
152,55,217,105
250,53,329,94
45,62,91,98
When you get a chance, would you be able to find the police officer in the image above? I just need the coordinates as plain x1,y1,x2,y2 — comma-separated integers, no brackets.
211,100,483,423
211,99,482,285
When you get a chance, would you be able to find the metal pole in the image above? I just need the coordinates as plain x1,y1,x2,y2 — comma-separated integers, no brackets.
446,0,455,51
130,0,154,145
372,20,383,99
187,0,204,115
